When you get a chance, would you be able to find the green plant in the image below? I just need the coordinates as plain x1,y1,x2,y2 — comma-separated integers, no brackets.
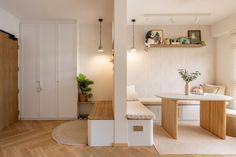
178,69,201,83
76,73,94,96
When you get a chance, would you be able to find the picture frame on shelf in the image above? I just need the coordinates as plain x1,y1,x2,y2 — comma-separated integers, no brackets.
188,30,201,44
145,29,163,47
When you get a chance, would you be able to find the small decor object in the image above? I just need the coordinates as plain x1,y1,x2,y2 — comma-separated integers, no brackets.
98,18,104,52
178,37,191,44
171,38,180,45
145,30,163,47
188,30,201,44
130,19,136,52
164,38,171,45
76,73,94,102
178,69,201,95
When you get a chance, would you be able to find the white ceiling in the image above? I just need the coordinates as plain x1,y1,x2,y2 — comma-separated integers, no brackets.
0,0,114,24
1,0,236,25
127,0,236,25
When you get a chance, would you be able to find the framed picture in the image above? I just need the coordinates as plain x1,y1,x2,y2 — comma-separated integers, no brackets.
188,30,201,44
145,29,163,46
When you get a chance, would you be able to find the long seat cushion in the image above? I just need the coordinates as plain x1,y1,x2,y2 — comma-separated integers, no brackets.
127,101,156,120
227,109,236,117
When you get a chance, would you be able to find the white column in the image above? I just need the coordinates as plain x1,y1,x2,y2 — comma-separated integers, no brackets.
114,0,128,144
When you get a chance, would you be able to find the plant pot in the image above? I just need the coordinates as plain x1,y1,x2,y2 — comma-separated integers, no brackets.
185,82,190,95
79,94,88,102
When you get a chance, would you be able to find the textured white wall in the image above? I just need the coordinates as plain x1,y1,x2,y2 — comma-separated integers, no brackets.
79,24,113,101
127,25,215,97
215,34,233,96
0,8,19,37
211,13,236,37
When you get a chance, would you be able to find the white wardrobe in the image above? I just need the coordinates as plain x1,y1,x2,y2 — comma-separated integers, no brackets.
20,21,77,120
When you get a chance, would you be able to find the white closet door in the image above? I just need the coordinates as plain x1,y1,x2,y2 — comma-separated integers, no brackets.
21,24,40,119
39,24,58,119
58,24,77,119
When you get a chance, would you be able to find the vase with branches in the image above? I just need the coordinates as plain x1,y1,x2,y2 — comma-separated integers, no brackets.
178,69,201,95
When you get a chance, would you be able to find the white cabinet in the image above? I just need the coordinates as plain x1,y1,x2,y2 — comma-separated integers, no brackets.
20,22,77,120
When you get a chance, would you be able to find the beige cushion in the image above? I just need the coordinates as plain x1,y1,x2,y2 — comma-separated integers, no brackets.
127,101,156,120
127,85,138,101
205,84,226,95
201,84,226,95
227,109,236,117
201,84,219,93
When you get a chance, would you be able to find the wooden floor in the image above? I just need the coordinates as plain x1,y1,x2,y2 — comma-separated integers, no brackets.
0,121,234,157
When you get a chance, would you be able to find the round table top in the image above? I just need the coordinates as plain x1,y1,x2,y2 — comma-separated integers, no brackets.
156,93,233,101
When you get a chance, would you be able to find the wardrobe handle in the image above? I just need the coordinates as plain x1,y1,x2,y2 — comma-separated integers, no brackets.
36,81,42,92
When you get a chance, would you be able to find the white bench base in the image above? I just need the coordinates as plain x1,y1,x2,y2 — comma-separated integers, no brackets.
88,120,114,146
128,119,153,146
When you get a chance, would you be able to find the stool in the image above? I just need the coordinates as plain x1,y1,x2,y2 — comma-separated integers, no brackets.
226,109,236,137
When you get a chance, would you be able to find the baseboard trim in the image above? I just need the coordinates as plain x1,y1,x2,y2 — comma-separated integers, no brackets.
112,143,128,147
20,117,77,120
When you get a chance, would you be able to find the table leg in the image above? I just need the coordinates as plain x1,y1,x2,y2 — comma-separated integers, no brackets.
200,101,226,139
161,98,178,139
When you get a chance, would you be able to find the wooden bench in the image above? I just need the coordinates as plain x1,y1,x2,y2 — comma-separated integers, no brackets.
88,101,114,146
226,109,236,137
127,101,155,146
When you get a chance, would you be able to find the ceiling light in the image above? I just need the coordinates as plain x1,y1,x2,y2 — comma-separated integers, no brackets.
195,16,200,24
98,18,104,52
131,19,136,52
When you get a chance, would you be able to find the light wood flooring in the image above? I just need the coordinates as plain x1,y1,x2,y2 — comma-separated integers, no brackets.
0,120,234,157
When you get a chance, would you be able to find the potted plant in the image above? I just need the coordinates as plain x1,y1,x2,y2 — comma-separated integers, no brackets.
178,69,201,95
76,73,94,102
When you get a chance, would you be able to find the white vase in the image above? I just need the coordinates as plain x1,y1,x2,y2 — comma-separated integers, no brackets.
185,82,190,95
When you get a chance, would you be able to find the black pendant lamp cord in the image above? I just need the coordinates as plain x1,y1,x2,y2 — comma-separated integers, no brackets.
131,19,136,48
99,19,103,46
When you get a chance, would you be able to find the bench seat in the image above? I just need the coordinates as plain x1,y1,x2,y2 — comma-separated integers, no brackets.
226,109,236,137
127,101,156,120
127,101,155,146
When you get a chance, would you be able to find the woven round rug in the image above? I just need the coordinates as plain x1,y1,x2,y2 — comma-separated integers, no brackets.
52,120,88,146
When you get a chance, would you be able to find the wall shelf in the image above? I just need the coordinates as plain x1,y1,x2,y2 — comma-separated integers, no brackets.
149,44,205,48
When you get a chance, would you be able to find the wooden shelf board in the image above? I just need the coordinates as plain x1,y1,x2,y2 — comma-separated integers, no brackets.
79,101,95,105
149,44,205,48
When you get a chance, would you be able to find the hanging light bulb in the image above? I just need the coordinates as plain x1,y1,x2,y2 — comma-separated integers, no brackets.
130,19,136,52
98,18,104,52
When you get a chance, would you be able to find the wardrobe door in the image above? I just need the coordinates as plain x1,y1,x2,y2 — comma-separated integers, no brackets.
58,24,77,119
21,24,41,119
39,24,58,119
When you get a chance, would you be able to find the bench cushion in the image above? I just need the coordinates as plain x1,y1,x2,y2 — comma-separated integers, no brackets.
127,101,156,120
227,109,236,117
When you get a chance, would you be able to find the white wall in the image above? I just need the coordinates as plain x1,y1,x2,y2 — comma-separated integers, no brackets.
211,13,236,37
0,8,19,37
215,34,233,96
212,14,236,108
79,24,113,101
127,25,215,98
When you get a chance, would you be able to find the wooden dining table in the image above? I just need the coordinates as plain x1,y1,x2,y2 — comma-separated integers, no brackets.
156,93,233,139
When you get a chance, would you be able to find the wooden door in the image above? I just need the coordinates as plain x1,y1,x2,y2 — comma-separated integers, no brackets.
0,31,18,129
